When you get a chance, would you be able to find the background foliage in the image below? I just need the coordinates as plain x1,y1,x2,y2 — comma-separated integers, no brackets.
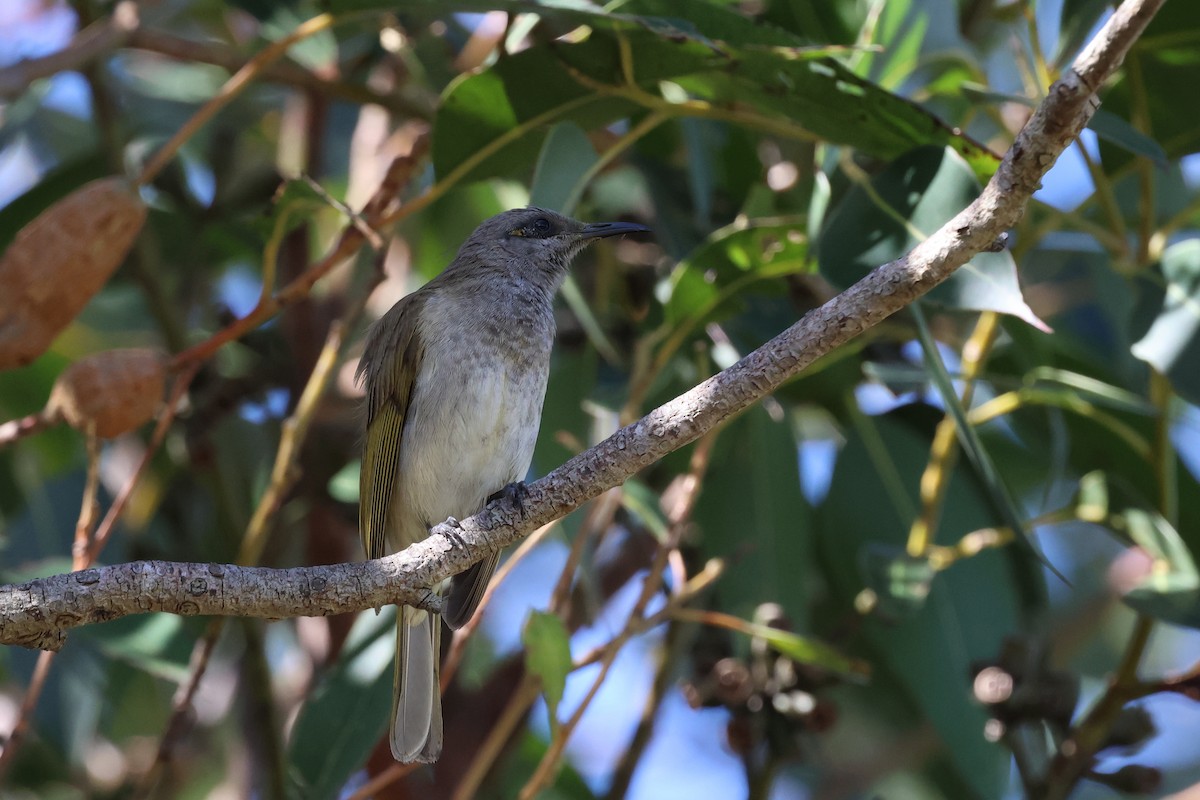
1,0,1199,798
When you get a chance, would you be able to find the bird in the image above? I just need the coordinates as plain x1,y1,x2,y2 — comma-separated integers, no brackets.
357,207,650,763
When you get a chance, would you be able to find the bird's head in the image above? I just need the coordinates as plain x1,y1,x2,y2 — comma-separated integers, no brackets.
457,207,650,282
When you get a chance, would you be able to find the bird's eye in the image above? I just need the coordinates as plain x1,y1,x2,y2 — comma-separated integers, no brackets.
531,217,552,235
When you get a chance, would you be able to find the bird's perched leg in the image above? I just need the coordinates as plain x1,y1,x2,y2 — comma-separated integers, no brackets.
438,516,468,549
487,481,530,517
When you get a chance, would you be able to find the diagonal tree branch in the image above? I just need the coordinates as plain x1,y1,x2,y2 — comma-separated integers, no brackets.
0,0,1165,652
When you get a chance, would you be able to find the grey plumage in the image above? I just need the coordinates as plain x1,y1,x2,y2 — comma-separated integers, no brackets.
357,207,648,762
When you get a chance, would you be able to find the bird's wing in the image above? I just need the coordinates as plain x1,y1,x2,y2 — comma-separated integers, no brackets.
358,292,426,561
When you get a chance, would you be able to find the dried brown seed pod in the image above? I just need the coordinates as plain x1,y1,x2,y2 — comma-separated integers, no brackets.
0,177,147,369
46,349,167,439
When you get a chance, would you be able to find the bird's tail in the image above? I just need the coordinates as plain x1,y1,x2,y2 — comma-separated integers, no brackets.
390,606,443,763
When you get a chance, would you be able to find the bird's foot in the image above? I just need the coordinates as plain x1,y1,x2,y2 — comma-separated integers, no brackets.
488,481,530,516
439,516,467,549
415,587,442,614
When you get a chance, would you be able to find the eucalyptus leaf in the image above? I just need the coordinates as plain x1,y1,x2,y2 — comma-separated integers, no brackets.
288,612,395,799
529,122,598,213
819,146,1046,327
1131,240,1200,405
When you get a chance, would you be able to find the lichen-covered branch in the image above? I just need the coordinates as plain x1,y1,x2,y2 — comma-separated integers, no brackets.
0,0,1164,652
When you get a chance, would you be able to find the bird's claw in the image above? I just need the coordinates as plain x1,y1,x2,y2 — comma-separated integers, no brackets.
415,588,442,614
488,481,530,516
439,516,467,548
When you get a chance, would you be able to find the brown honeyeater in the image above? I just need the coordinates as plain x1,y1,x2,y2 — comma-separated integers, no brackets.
357,207,649,762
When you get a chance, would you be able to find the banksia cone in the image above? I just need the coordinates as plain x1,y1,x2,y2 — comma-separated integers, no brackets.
46,349,167,439
0,177,148,369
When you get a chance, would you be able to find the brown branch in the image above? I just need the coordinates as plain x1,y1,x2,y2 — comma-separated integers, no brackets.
0,5,138,99
0,0,1164,662
0,411,55,450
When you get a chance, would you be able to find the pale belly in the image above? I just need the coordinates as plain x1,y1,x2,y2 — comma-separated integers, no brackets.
387,351,547,552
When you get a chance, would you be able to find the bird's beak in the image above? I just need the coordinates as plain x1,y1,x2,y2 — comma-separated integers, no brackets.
578,221,651,240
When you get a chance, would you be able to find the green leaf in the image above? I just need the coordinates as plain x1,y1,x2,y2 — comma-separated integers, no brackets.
1088,109,1168,169
529,122,598,213
691,407,816,629
432,46,628,185
725,617,868,678
523,610,572,735
430,7,998,186
1131,240,1200,405
660,218,811,334
817,407,1035,798
819,145,1046,328
1095,0,1200,169
912,303,1063,582
1074,472,1200,629
621,478,671,543
328,460,360,504
288,611,395,799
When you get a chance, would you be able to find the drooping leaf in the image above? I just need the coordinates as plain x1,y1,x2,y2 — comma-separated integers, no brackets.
818,145,1046,327
1131,240,1200,405
1095,0,1200,169
1088,109,1168,169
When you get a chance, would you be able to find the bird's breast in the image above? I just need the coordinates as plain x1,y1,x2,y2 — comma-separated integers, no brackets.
389,291,552,544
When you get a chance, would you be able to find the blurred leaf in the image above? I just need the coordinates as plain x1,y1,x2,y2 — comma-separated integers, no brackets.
621,478,670,543
431,3,998,185
820,146,1045,327
912,304,1062,580
1074,471,1200,628
817,407,1034,798
1131,240,1200,405
660,218,811,335
701,611,867,677
561,27,1000,178
432,46,630,185
859,543,935,618
328,460,360,503
1098,0,1200,168
288,611,394,799
1057,0,1112,65
522,610,572,734
494,732,598,800
1089,109,1168,169
0,157,110,253
692,407,815,626
529,122,598,213
1024,367,1156,415
79,613,194,683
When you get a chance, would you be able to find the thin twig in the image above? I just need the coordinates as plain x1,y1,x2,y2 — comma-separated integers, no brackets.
0,412,55,450
906,311,1001,556
168,136,429,372
135,13,337,188
0,651,56,776
84,363,197,566
71,427,102,570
